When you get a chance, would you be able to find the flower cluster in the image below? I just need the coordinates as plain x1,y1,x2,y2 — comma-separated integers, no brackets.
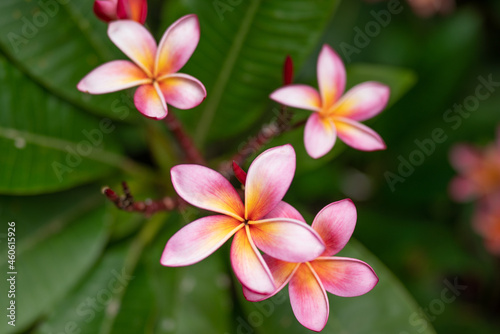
79,2,389,330
449,131,500,255
161,145,378,331
78,14,206,119
270,45,389,159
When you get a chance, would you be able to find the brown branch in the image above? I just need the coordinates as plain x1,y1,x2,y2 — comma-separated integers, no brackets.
219,105,293,178
164,112,207,165
102,182,182,217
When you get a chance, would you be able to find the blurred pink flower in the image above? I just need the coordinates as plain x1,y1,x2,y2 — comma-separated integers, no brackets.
449,140,500,202
161,145,325,295
407,0,455,17
270,45,389,159
243,199,378,332
365,0,455,18
473,196,500,256
78,15,206,120
94,0,148,24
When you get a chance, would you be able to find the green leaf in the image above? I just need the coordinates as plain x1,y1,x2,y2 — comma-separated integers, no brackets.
0,57,148,195
144,213,234,334
161,0,341,145
35,213,234,334
236,239,436,334
0,0,137,120
0,186,109,334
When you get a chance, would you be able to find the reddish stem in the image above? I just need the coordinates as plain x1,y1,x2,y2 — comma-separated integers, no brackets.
102,182,182,217
164,112,207,165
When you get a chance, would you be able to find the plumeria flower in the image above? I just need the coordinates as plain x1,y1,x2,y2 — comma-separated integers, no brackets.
243,199,378,332
161,145,326,294
94,0,148,23
449,138,500,202
78,15,206,120
270,44,389,159
473,196,500,256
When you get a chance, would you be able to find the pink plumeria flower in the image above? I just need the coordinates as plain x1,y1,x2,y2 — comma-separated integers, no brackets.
270,44,389,159
161,145,326,295
473,196,500,256
449,138,500,202
78,15,206,120
94,0,148,24
243,199,378,332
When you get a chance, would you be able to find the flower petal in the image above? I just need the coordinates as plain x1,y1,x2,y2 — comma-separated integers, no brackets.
263,201,305,222
304,113,337,159
250,218,325,262
332,82,389,121
158,73,206,109
289,263,329,332
449,144,481,173
94,0,118,22
449,176,476,202
231,227,276,294
117,0,148,24
161,215,243,266
77,60,149,94
311,199,357,256
335,117,386,151
155,14,200,76
171,164,245,220
134,83,168,119
243,255,299,302
108,20,157,76
317,44,346,108
245,144,296,220
311,257,378,297
269,85,321,111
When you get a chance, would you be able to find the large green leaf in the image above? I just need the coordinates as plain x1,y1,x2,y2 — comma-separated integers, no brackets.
161,0,341,145
34,213,234,334
237,239,436,334
0,56,148,195
0,0,135,120
0,186,109,334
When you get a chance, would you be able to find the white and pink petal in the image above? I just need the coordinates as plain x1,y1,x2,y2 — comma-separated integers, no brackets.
317,44,346,108
245,144,296,220
250,218,325,263
311,199,357,256
270,85,321,112
77,60,149,94
334,117,386,151
332,82,389,121
243,254,299,302
158,73,206,109
231,227,276,295
304,113,337,159
155,14,200,76
108,20,157,76
134,83,168,119
171,164,245,219
311,257,378,297
160,215,243,266
289,263,329,332
263,201,305,222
